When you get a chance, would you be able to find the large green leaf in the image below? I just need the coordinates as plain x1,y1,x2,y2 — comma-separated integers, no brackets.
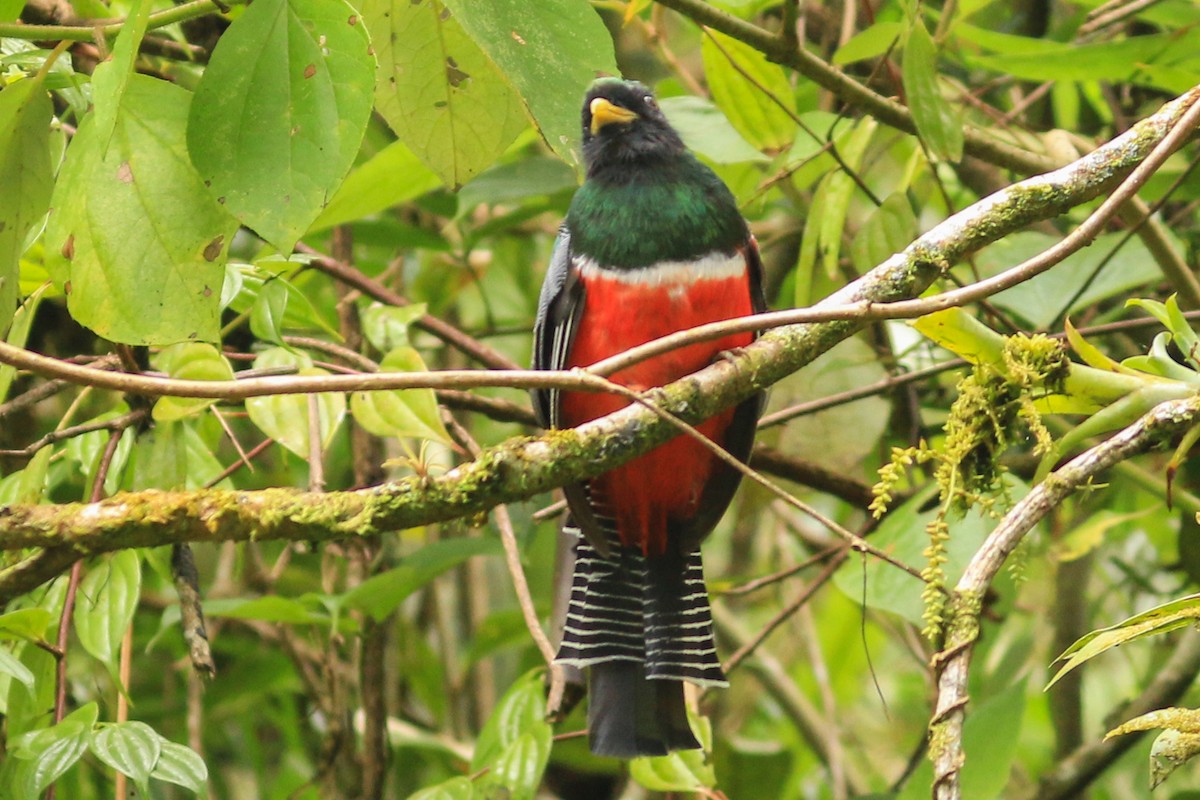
74,551,142,667
89,0,149,149
44,75,236,345
364,0,528,189
187,0,374,251
151,343,235,422
0,76,53,333
701,29,796,152
440,0,618,171
902,19,962,163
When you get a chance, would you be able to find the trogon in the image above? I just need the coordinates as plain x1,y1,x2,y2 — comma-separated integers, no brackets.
532,78,765,757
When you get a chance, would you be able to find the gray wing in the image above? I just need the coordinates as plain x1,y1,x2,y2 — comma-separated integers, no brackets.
532,225,583,429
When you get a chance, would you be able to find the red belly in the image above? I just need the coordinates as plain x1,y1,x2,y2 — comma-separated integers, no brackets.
560,267,754,555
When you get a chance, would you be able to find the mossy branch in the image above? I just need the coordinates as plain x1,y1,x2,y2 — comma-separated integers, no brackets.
0,87,1196,604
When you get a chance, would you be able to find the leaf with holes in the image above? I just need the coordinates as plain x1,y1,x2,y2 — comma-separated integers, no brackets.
440,0,618,170
187,0,374,251
364,0,528,188
44,75,235,344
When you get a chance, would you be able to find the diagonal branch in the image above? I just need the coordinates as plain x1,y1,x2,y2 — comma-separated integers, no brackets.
929,395,1200,800
0,86,1195,600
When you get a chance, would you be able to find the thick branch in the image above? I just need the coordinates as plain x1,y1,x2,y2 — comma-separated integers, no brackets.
0,87,1195,597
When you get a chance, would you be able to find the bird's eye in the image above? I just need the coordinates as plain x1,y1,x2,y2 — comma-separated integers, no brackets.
643,95,658,109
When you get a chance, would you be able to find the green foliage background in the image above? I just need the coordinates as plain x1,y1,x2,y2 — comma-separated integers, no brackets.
2,0,1200,798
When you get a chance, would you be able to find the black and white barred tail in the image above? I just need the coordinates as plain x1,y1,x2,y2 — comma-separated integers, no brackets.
555,529,726,757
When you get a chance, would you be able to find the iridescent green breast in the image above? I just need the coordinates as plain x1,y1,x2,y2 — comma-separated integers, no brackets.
566,155,747,269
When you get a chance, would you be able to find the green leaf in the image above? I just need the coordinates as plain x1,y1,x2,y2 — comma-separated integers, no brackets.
658,95,768,164
439,0,619,171
130,420,188,491
969,29,1200,84
74,551,142,667
0,0,25,21
91,721,161,790
701,29,796,151
850,191,918,274
984,231,1164,329
150,739,208,794
0,284,47,403
204,596,329,626
0,646,35,693
249,277,291,348
960,681,1025,800
0,75,53,333
187,0,375,251
1049,594,1200,688
406,776,474,800
456,157,578,213
152,343,235,422
244,347,346,458
12,702,98,795
902,19,962,163
361,303,427,352
834,20,904,65
44,75,236,345
795,117,875,295
309,139,441,231
343,537,500,622
3,643,55,736
471,668,546,770
350,346,452,443
89,0,150,149
364,0,528,189
0,608,53,643
488,726,552,800
1106,708,1200,789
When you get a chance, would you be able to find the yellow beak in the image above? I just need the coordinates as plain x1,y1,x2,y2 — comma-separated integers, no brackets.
589,97,639,135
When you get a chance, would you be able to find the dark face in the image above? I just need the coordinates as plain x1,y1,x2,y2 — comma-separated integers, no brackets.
581,78,685,172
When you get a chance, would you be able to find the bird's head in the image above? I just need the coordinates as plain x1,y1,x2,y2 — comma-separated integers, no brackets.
581,78,685,174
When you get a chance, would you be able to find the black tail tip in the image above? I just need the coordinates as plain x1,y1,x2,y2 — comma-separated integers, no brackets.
586,662,703,758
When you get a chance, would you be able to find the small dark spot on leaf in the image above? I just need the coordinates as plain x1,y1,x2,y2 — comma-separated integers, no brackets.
433,100,448,109
511,30,526,45
204,179,211,188
62,235,74,260
446,60,469,87
203,235,224,262
117,162,134,183
189,332,198,339
64,280,72,294
367,45,375,56
203,285,213,297
440,7,450,20
348,14,357,25
218,196,226,204
304,63,317,79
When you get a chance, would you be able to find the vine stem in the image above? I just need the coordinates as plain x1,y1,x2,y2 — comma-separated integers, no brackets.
0,0,245,41
928,395,1200,799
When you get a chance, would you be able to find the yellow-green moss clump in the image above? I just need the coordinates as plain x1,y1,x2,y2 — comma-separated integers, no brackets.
871,332,1069,639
